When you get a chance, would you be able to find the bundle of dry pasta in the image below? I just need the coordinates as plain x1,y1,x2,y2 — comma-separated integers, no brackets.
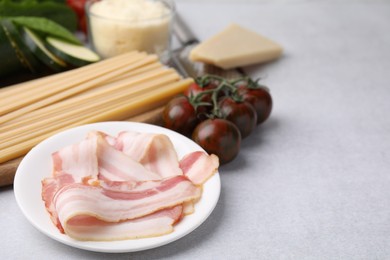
0,51,193,164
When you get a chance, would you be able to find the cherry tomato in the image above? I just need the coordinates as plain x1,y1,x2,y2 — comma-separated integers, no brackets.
162,96,198,137
66,0,88,33
79,14,88,34
184,82,216,118
218,97,257,139
66,0,87,18
184,82,218,102
192,118,241,164
184,82,205,98
237,86,273,125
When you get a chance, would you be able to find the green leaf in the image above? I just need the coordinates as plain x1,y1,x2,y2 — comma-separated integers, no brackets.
9,16,81,45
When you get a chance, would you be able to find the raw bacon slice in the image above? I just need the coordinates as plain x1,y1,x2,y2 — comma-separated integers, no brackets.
138,134,183,178
182,201,195,215
180,151,219,185
114,131,151,161
42,174,187,239
55,176,201,232
41,129,219,241
51,133,98,181
41,172,75,233
116,131,183,178
179,152,219,213
63,205,183,241
94,133,161,182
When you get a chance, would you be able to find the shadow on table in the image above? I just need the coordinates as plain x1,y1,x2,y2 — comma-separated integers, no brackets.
219,116,280,172
62,186,227,259
133,188,226,259
0,185,13,193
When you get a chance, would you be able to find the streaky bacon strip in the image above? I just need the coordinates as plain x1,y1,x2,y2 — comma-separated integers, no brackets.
114,131,150,161
41,174,183,237
41,130,219,241
55,176,201,232
182,201,195,215
116,131,183,178
64,205,183,241
94,132,161,182
52,133,98,181
109,131,197,219
41,172,75,233
180,151,219,185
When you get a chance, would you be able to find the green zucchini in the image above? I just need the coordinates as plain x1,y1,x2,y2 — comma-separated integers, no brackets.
0,22,26,77
21,27,67,72
1,19,43,73
0,0,78,32
11,16,81,45
46,37,100,67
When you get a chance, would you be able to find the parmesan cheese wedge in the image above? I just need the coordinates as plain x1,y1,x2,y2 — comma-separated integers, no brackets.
189,24,283,69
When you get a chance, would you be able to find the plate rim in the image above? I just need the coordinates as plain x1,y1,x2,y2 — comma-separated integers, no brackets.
14,121,221,253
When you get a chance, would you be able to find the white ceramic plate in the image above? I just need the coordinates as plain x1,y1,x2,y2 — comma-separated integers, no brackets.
14,122,221,253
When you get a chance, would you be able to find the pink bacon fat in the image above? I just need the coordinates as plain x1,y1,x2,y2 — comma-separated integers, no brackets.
41,130,219,241
180,151,219,185
115,131,183,178
64,205,183,241
52,133,98,182
94,132,161,182
42,172,75,233
55,176,200,224
55,176,201,237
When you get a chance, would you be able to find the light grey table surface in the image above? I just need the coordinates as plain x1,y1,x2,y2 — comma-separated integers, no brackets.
1,0,390,259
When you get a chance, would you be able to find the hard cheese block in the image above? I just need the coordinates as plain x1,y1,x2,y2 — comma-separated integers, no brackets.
190,24,283,69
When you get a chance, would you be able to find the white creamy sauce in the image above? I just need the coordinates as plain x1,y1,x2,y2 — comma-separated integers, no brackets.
88,0,172,59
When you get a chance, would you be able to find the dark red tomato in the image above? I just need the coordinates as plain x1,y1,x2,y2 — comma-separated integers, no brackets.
66,0,87,18
66,0,88,33
184,82,218,102
192,118,241,165
237,86,273,125
218,97,257,139
79,14,88,34
162,96,198,137
184,82,217,117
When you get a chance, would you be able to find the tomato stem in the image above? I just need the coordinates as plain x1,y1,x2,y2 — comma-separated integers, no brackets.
210,87,222,118
229,76,251,85
191,74,271,118
195,74,224,87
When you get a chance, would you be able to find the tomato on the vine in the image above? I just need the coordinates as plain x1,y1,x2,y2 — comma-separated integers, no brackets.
184,82,216,118
218,97,257,139
162,75,274,165
192,118,241,165
184,82,218,102
237,85,272,125
162,95,198,137
185,82,210,97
